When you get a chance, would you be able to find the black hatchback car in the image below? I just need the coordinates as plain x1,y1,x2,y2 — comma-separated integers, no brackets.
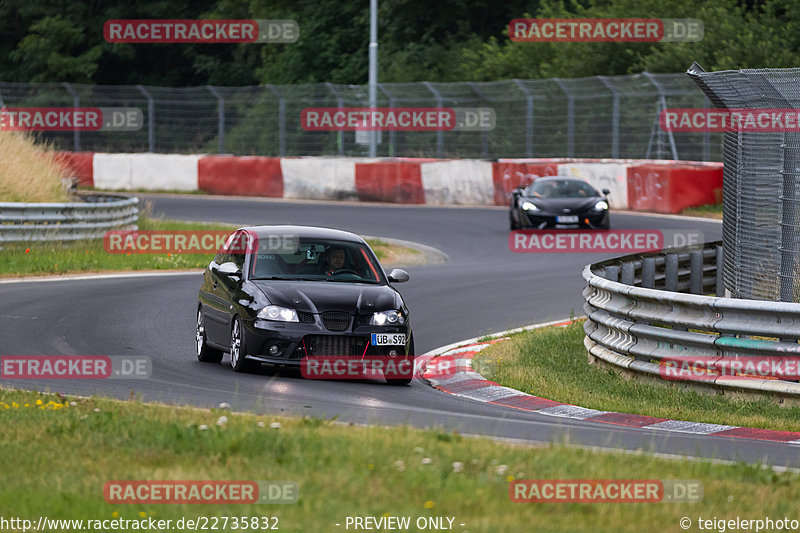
509,176,610,230
196,226,414,384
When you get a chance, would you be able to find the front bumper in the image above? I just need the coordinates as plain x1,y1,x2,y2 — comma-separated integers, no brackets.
241,314,412,366
521,209,609,229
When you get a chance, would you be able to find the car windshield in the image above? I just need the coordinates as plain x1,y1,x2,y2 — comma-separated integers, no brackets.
526,179,599,199
249,237,383,284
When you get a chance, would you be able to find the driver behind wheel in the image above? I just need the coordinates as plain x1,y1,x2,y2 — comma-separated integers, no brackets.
323,246,348,276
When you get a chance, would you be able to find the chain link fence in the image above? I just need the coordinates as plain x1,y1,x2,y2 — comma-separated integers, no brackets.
0,73,718,161
688,63,800,303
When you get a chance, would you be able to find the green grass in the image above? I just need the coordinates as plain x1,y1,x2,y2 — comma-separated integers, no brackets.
473,321,800,433
0,216,236,277
0,218,420,277
2,387,800,532
680,203,723,219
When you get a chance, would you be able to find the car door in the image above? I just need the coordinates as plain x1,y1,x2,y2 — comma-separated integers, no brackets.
202,231,245,345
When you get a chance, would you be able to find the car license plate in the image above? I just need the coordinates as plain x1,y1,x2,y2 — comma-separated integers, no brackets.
556,215,579,223
371,333,406,346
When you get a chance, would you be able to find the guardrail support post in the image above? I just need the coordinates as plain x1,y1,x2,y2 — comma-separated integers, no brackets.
690,250,703,294
604,265,620,282
642,257,656,288
665,253,678,292
621,262,635,285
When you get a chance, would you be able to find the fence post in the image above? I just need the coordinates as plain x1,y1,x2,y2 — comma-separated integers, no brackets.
512,79,534,158
598,76,619,159
553,78,574,158
643,72,679,160
378,83,394,157
206,86,225,154
703,95,711,161
467,82,489,159
423,81,444,158
62,82,80,152
136,85,155,153
265,85,286,156
325,82,345,156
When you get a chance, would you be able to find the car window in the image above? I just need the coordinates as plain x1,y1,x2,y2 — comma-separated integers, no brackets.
527,179,598,198
249,238,383,283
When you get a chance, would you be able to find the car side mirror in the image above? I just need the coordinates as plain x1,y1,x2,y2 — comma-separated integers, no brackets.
209,260,219,272
218,261,242,278
602,188,610,196
387,268,409,283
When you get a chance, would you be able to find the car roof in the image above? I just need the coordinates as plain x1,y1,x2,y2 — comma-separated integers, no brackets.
240,225,366,244
534,176,591,183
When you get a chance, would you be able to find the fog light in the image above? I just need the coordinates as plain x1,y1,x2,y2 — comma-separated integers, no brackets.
388,349,398,357
269,344,280,355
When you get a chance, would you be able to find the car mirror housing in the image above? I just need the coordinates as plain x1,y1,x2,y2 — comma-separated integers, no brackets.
218,261,242,278
602,188,610,196
387,268,410,283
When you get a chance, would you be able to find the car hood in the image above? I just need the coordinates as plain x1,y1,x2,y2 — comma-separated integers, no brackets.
523,196,600,213
251,280,399,314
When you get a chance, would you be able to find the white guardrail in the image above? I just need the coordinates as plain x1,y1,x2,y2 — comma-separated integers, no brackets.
0,194,138,242
583,241,800,398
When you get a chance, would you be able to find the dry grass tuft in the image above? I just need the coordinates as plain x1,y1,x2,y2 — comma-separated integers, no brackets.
0,132,69,202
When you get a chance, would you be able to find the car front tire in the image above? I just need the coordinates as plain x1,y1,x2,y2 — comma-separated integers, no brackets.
230,317,256,373
196,308,223,363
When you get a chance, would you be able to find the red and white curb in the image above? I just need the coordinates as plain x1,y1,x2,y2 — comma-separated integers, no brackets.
419,320,800,445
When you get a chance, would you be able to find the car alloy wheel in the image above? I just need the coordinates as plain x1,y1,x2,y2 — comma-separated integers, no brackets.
230,317,254,372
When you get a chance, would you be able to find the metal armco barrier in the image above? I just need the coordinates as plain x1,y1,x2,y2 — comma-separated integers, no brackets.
583,241,800,398
0,194,138,242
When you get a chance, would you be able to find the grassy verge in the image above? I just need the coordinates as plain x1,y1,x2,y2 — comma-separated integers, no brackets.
0,216,235,277
680,203,723,219
2,387,800,532
472,321,800,433
0,217,425,277
0,132,69,203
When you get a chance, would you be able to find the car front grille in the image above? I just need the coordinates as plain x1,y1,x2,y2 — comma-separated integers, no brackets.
297,311,315,324
322,312,351,331
302,335,367,356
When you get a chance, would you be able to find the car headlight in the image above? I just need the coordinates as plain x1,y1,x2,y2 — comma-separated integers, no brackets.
370,310,405,326
521,201,539,211
594,201,609,211
257,305,299,322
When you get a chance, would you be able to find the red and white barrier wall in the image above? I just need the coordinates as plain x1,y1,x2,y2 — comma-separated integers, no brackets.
53,152,723,213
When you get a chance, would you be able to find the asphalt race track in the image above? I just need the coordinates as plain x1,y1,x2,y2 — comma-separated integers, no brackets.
5,195,800,468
